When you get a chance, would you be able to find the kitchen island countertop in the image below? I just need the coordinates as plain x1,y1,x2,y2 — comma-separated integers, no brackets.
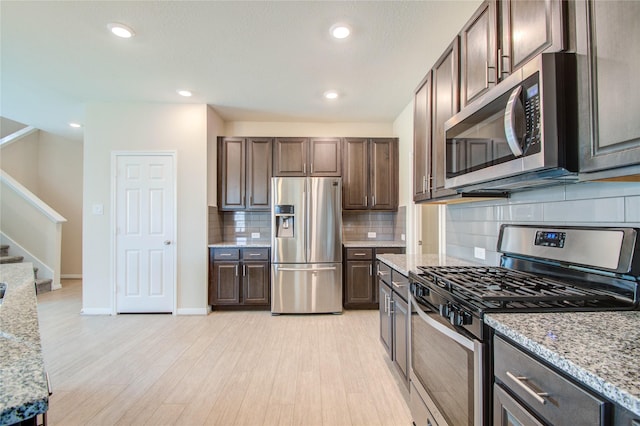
485,311,640,417
0,262,49,425
376,253,477,276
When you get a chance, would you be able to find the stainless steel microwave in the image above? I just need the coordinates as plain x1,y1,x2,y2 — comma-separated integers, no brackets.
444,53,577,192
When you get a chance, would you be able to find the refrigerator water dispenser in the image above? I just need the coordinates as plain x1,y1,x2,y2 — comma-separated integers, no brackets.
275,205,295,238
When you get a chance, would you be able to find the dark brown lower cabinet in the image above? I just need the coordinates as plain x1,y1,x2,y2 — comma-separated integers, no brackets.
209,247,270,309
378,260,410,388
343,246,405,309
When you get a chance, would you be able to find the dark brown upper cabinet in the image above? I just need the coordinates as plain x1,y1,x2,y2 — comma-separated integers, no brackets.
575,0,640,176
343,137,398,211
460,0,498,107
431,38,460,200
499,0,565,79
273,137,341,177
413,72,432,202
218,137,272,211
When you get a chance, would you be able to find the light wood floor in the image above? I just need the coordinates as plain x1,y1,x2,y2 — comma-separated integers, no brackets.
36,280,412,426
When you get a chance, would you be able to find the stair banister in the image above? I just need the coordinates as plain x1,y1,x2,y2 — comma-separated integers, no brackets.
0,169,67,289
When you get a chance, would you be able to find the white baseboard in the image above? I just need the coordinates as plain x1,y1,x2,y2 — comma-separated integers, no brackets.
176,308,208,315
81,308,113,315
61,274,82,279
52,282,62,291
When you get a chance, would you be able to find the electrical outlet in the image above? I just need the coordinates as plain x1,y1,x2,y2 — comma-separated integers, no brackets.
367,232,377,239
251,232,260,239
474,247,486,260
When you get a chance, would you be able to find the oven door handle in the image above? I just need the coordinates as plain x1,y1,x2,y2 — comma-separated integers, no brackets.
410,294,474,351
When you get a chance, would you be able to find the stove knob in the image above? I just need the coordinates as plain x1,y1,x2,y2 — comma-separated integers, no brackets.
439,304,450,318
449,309,473,326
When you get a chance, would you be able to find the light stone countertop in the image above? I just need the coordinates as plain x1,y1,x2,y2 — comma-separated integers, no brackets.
376,253,478,276
485,311,640,416
0,263,49,425
343,241,406,248
208,242,270,248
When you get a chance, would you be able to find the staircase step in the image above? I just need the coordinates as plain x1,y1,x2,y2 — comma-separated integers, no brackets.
0,255,24,264
35,278,52,295
0,245,8,256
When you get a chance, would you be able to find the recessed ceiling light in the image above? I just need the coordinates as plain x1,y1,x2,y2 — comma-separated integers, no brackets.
69,122,82,128
108,23,135,39
330,24,351,39
177,90,192,97
324,90,339,100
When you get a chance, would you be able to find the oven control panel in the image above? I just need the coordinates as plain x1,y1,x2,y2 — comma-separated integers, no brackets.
534,230,566,248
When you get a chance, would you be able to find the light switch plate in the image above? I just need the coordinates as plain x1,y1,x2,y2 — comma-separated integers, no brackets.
367,232,376,239
401,234,406,241
251,232,260,239
474,247,486,260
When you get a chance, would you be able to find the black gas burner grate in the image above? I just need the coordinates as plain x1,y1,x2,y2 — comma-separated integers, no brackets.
415,265,620,310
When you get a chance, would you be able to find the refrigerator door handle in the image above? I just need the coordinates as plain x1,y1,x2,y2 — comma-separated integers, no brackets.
304,178,310,262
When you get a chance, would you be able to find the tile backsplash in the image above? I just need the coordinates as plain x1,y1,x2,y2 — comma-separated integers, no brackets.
446,181,640,265
208,205,407,243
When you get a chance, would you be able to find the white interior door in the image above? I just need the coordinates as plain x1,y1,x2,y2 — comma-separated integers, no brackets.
115,154,175,313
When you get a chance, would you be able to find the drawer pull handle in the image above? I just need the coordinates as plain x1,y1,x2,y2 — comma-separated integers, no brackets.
378,271,389,276
392,281,407,289
353,253,367,256
219,253,231,256
249,253,262,256
506,371,549,404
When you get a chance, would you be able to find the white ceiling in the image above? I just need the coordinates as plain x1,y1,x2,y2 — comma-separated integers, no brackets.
1,1,481,141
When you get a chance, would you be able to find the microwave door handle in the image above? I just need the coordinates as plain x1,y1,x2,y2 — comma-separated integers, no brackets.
504,85,524,157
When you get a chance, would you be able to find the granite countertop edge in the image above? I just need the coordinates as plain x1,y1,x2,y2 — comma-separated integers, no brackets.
208,242,271,248
485,313,640,417
343,241,406,248
376,253,478,276
0,263,49,424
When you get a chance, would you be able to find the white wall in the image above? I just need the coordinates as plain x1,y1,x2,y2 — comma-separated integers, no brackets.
446,181,640,265
0,130,40,192
37,132,83,276
83,103,217,314
393,100,416,253
224,121,393,137
207,106,224,206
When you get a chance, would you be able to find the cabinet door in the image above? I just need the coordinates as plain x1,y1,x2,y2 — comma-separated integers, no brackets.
413,73,432,202
208,248,215,306
342,138,369,209
212,262,240,305
577,0,640,173
379,281,392,358
431,38,460,200
392,294,409,382
500,0,565,78
242,261,270,305
370,138,398,211
273,137,308,176
218,137,245,210
309,137,341,176
345,261,374,304
246,138,272,210
460,0,497,107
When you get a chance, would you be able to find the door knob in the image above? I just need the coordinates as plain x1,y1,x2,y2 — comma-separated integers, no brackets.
164,240,172,245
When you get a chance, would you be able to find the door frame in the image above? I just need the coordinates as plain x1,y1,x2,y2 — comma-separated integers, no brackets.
110,151,178,315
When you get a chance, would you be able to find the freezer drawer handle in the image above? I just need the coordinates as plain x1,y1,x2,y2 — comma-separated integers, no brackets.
276,267,337,272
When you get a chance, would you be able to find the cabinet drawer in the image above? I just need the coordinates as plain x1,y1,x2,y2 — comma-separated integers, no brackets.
375,246,405,255
391,270,409,302
213,248,240,260
242,248,269,261
346,248,373,260
494,336,607,426
377,261,392,285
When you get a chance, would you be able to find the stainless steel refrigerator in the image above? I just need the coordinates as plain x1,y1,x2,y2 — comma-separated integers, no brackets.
271,177,342,314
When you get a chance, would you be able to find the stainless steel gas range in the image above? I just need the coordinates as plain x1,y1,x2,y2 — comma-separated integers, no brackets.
408,225,640,426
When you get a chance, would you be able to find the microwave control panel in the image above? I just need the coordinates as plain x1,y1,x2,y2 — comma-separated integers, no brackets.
523,73,541,152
